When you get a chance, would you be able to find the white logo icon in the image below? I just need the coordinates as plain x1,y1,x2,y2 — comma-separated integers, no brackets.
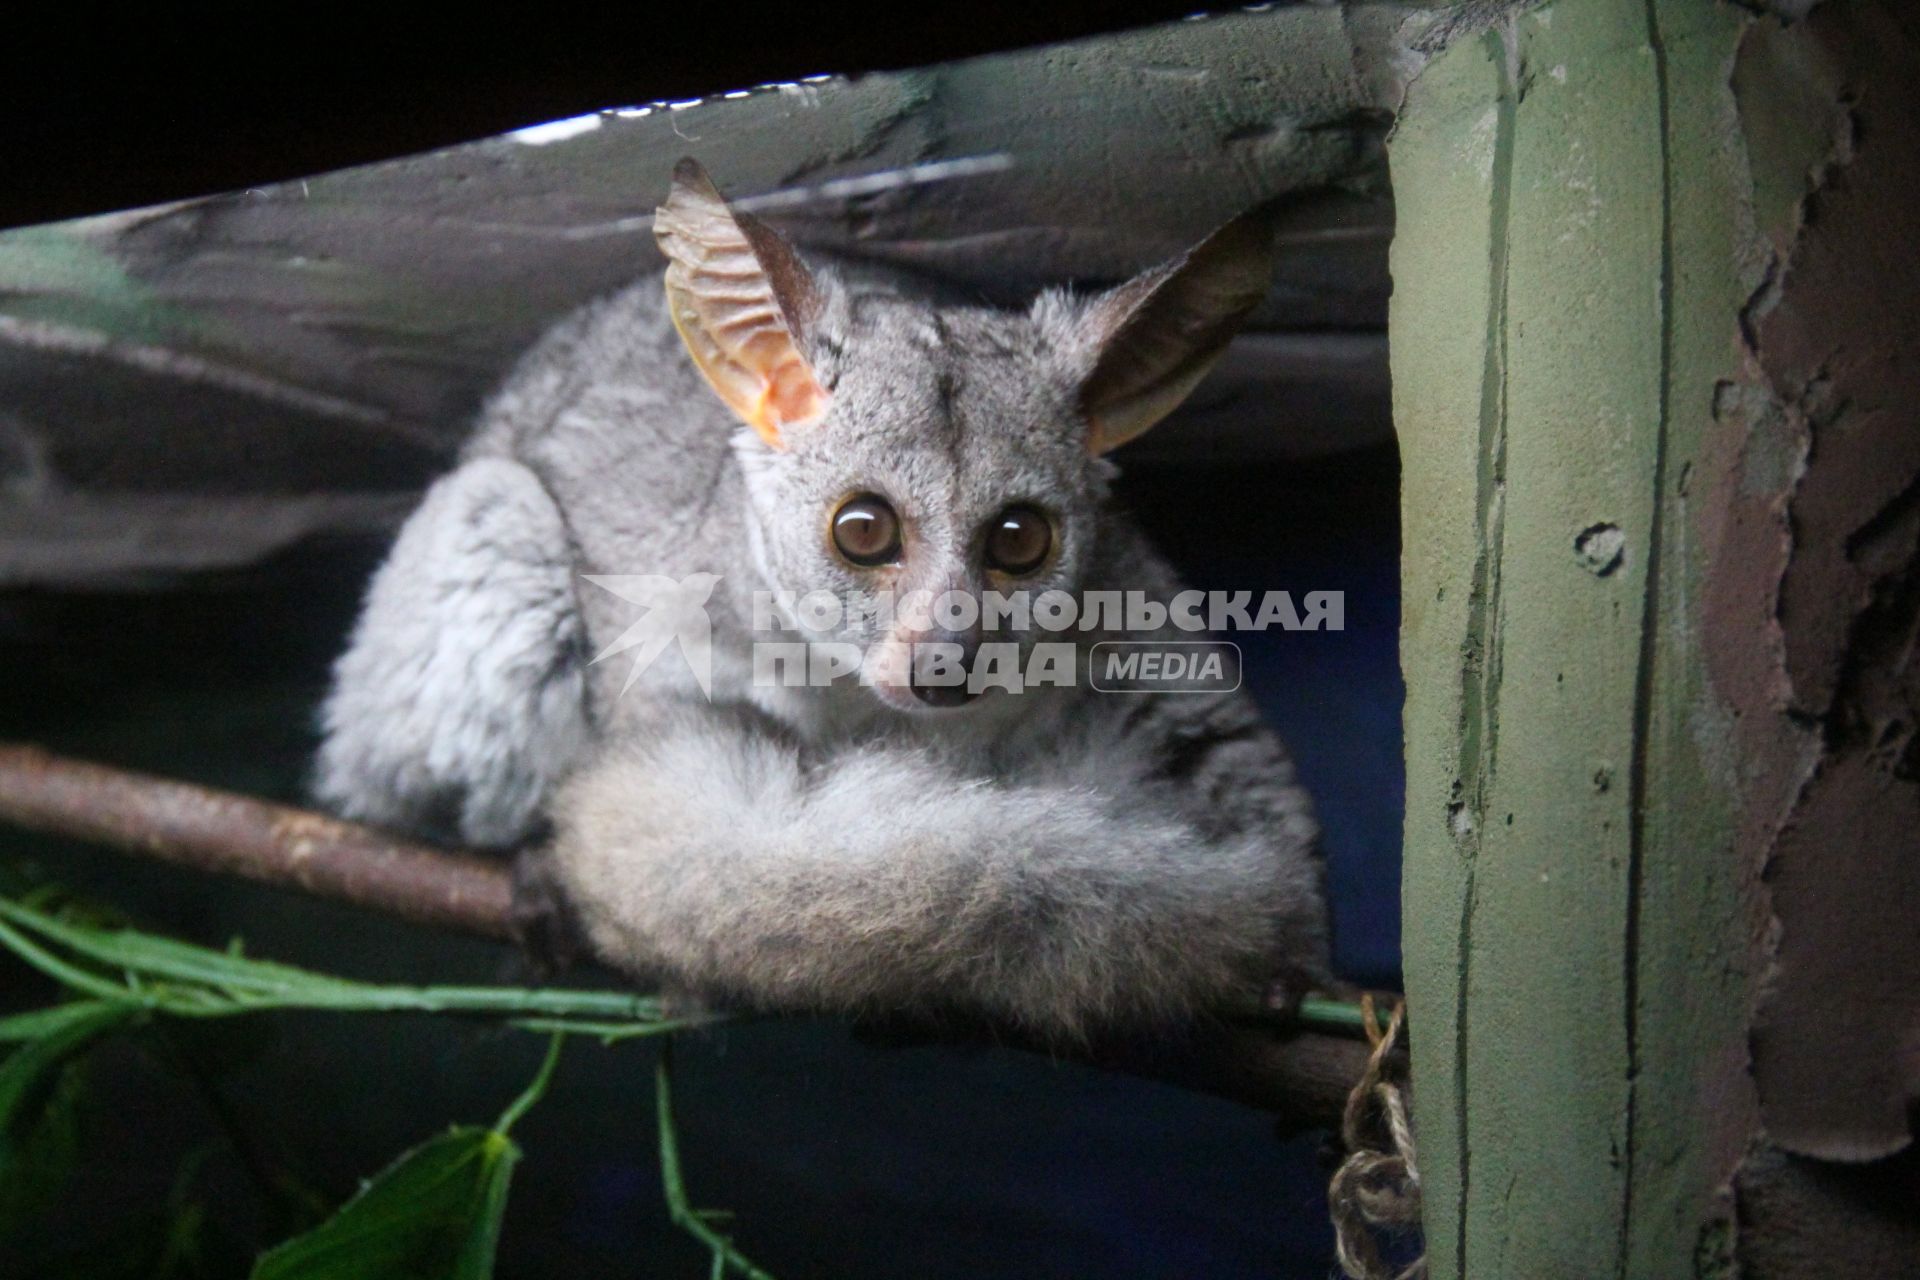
582,573,721,699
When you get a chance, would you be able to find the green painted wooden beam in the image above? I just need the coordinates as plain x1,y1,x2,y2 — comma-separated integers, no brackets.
1391,1,1760,1274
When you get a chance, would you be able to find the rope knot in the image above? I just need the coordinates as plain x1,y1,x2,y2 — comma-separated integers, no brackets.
1329,995,1425,1280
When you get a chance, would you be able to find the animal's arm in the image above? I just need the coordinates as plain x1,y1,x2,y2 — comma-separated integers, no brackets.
315,457,589,848
541,695,1325,1039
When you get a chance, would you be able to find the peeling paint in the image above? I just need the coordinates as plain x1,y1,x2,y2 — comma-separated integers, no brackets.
1708,0,1920,1170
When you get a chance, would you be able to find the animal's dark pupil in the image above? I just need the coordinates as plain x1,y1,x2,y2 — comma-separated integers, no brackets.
990,509,1050,573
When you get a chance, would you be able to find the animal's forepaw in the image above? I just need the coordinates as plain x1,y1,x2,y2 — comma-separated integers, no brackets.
509,846,588,977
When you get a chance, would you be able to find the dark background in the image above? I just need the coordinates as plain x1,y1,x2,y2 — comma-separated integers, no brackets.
2,7,1405,1277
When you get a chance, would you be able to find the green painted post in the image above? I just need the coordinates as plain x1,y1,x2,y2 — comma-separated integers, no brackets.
1391,1,1758,1274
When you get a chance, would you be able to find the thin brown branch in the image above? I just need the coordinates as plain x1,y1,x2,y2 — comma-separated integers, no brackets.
0,740,1378,1129
0,742,513,940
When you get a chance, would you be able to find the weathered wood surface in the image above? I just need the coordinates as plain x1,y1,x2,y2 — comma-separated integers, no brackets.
0,3,1510,588
1392,0,1920,1275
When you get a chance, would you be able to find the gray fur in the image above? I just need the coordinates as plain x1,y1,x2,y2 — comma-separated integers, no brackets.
315,456,588,848
317,165,1329,1037
551,698,1322,1038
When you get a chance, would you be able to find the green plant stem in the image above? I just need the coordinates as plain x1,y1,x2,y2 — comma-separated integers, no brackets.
0,916,151,1004
656,1042,776,1280
0,897,678,1028
495,1033,564,1136
1297,996,1392,1035
509,1014,722,1041
1216,990,1407,1038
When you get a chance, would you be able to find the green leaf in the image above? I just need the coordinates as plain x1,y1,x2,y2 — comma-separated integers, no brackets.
248,1127,520,1280
0,999,136,1043
0,1000,140,1129
0,1000,139,1239
0,1049,88,1236
249,1037,560,1280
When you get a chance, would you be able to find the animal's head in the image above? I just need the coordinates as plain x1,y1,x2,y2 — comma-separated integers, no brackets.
655,158,1270,712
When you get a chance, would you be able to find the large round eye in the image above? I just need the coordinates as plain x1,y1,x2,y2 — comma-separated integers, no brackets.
831,494,902,567
985,505,1053,575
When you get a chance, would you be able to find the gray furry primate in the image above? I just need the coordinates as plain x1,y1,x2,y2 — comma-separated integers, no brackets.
317,159,1329,1040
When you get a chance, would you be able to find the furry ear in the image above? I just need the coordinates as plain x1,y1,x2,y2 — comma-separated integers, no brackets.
654,158,828,448
1074,215,1272,456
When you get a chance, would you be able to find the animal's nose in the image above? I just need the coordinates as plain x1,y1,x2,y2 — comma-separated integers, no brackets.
909,633,979,707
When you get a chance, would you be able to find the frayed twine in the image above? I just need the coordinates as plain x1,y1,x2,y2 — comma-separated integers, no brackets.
1329,994,1425,1280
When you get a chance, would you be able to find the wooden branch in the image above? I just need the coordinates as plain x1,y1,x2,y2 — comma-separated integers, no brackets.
0,743,513,940
0,740,1377,1129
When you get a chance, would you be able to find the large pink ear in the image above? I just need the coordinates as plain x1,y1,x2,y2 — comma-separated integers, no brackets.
654,158,829,449
1075,215,1272,456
